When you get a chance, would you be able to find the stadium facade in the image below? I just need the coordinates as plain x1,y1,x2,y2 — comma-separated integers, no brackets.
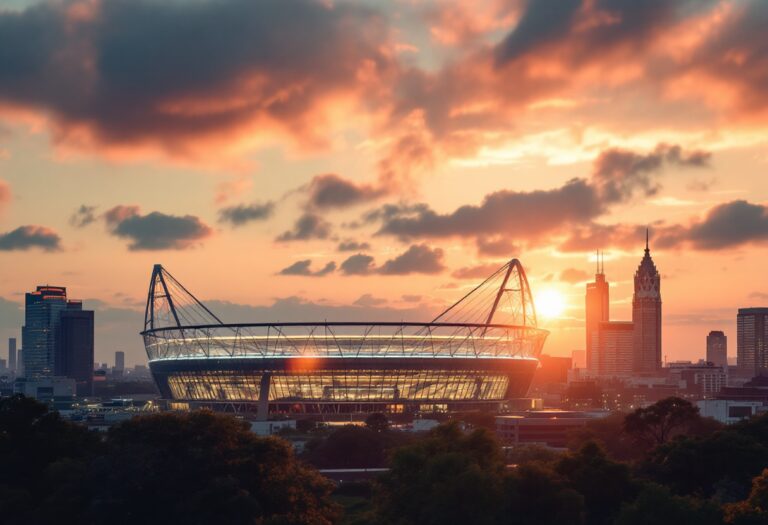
141,260,548,415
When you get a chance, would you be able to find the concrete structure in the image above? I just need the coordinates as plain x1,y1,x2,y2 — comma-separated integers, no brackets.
707,330,728,368
737,308,768,376
632,231,662,373
697,399,764,424
8,337,16,372
593,321,634,377
586,254,609,374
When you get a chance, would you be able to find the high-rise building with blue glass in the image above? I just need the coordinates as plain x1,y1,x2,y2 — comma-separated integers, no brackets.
22,286,69,377
22,287,94,392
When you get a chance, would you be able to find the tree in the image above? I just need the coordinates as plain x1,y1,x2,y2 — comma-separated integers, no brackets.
624,397,700,447
641,431,768,499
616,484,723,525
85,410,339,525
500,463,584,525
365,412,389,433
725,469,768,524
567,412,640,462
374,423,505,525
304,425,388,468
0,395,100,525
555,442,638,525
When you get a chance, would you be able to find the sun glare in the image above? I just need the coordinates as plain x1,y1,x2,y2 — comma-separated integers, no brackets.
535,289,566,319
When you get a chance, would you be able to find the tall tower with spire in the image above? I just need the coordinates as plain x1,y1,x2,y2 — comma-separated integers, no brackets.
632,229,662,373
586,251,609,374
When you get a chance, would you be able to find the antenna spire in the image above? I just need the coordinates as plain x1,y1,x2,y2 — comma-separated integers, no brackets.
645,227,649,252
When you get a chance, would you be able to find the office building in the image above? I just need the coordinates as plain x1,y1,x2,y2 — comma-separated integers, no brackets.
115,351,125,372
586,253,609,374
22,286,68,377
593,321,634,377
668,361,726,397
55,302,94,396
8,337,16,371
707,330,728,368
737,308,768,375
632,231,662,373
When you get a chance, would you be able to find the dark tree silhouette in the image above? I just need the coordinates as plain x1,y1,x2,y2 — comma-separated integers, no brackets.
624,397,700,447
374,423,505,525
615,484,723,525
364,412,389,433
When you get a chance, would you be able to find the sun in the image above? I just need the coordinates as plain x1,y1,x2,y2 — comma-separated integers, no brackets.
535,289,567,320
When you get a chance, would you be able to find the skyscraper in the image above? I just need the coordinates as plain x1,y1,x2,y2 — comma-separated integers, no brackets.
586,252,609,374
632,230,662,373
737,308,768,375
8,338,16,372
22,286,68,377
114,351,125,375
55,301,95,396
594,321,634,377
706,330,728,368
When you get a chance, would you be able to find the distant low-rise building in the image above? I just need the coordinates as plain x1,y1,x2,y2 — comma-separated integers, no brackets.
697,399,764,424
496,410,606,449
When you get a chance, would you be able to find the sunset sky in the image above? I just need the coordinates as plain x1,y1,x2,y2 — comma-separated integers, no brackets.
1,0,767,367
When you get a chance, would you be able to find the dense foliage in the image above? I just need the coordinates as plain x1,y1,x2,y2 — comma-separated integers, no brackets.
0,395,338,525
6,395,768,525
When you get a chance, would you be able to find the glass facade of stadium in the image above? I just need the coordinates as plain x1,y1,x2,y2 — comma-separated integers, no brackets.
142,262,548,414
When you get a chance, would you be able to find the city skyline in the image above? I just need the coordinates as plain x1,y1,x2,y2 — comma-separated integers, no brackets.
1,0,768,367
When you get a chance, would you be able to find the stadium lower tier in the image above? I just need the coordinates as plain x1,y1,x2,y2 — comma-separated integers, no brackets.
149,356,538,413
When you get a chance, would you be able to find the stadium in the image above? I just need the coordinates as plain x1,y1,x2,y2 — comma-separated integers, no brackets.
141,260,548,415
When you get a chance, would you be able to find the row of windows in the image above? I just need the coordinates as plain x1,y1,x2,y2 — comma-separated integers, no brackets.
166,370,510,402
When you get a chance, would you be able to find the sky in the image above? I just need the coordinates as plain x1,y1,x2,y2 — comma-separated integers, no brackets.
0,0,767,367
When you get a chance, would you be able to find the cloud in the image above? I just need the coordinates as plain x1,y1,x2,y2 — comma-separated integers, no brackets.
275,213,331,242
103,205,212,250
401,294,422,303
452,263,501,280
337,240,371,252
476,237,517,257
559,223,650,252
70,205,98,228
340,253,376,275
374,178,600,241
0,225,61,251
559,200,768,252
673,200,768,250
559,268,590,284
749,291,768,301
0,0,391,155
592,144,711,203
370,144,708,245
218,201,274,226
378,244,445,275
353,293,388,307
305,173,386,209
278,259,336,277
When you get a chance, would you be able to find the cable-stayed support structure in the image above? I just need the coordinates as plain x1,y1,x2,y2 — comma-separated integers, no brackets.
141,259,548,416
